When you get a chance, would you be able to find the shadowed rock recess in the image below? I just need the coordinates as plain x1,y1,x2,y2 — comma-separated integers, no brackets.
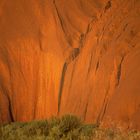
0,0,140,130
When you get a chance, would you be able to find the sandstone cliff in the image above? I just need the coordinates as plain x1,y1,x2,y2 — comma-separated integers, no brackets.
0,0,140,130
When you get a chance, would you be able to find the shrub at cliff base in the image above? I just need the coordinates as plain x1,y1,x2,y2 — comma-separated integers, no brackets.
0,114,140,140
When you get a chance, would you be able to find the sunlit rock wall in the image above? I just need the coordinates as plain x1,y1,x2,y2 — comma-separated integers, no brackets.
0,0,140,130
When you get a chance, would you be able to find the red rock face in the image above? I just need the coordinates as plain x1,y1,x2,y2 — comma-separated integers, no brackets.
0,0,140,130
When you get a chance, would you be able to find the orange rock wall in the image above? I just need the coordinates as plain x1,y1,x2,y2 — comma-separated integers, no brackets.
0,0,140,130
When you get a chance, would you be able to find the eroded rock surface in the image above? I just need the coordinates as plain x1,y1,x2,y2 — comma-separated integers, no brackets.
0,0,140,130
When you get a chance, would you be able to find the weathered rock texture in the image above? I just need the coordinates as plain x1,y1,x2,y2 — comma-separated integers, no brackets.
0,0,140,130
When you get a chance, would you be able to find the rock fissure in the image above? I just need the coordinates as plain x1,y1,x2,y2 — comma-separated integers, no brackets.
58,62,67,114
83,101,89,121
57,16,96,114
115,56,124,87
96,86,110,124
0,85,14,122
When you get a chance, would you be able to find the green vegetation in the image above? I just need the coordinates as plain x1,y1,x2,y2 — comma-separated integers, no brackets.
0,114,140,140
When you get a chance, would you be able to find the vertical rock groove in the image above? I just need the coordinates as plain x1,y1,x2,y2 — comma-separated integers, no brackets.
58,62,67,114
57,48,80,114
8,98,14,122
57,29,93,114
96,86,110,124
115,56,124,87
0,85,14,122
83,101,89,121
